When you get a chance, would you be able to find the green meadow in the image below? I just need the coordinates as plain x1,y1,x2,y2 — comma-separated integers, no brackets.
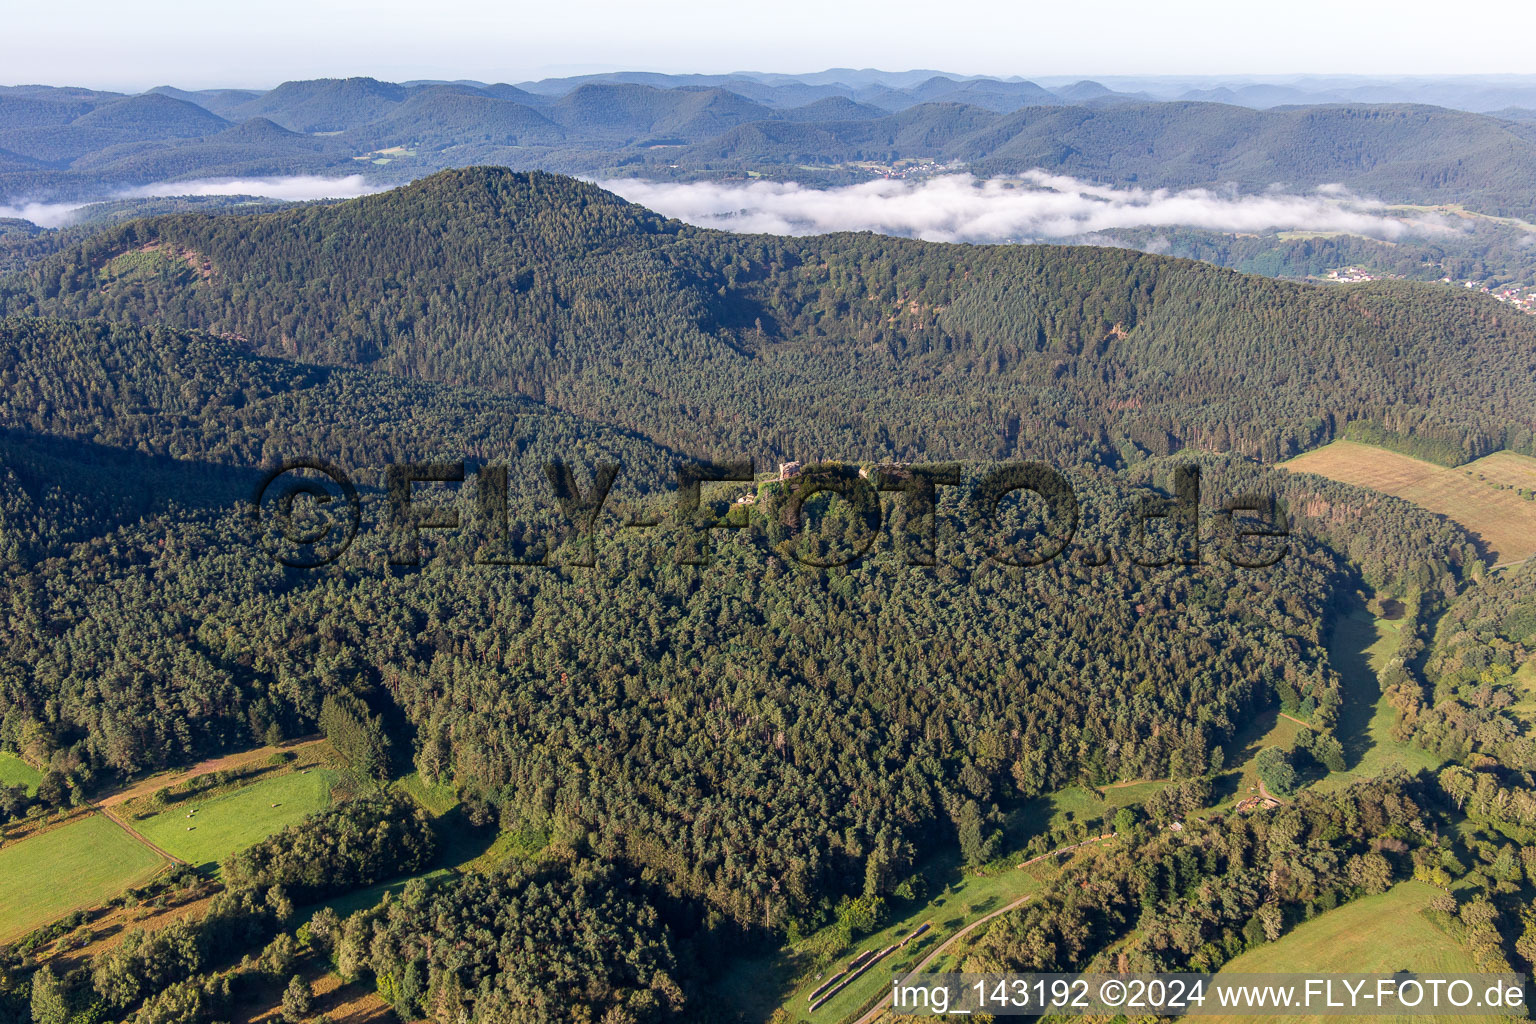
0,752,42,794
0,814,165,942
135,768,339,870
1211,881,1500,1024
1312,598,1444,794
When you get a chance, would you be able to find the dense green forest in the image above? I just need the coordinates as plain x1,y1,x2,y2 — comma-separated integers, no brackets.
969,774,1532,976
335,862,689,1023
1387,562,1536,769
1,168,1535,1023
9,169,1536,468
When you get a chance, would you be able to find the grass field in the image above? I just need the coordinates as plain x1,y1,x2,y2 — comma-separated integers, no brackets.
1513,659,1536,720
0,752,42,794
1311,598,1444,794
0,814,166,942
101,736,332,810
1282,440,1536,564
713,780,1146,1024
718,851,1064,1024
1210,881,1500,1024
394,772,459,816
1207,707,1307,811
1207,595,1442,807
1007,779,1168,836
134,768,339,870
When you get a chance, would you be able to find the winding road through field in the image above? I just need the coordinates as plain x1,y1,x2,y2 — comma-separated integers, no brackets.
850,833,1117,1024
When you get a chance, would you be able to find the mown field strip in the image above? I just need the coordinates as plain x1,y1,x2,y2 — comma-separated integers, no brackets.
1283,441,1536,564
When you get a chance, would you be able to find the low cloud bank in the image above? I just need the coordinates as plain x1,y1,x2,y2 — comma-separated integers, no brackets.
0,201,86,229
5,171,1454,242
1,175,387,229
121,174,384,203
600,172,1454,243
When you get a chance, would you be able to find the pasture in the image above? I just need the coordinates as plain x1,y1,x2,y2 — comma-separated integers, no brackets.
0,814,166,943
1008,779,1168,836
134,767,338,870
1210,881,1499,1024
1311,598,1444,793
1282,440,1536,564
0,752,42,794
100,736,331,810
1206,706,1307,811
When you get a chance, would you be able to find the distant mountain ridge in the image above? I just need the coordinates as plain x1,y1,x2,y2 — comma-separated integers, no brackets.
5,72,1536,218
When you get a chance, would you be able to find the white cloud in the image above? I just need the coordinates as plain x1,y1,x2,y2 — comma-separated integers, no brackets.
1,175,389,228
0,200,90,229
118,174,386,202
5,171,1457,245
599,172,1457,243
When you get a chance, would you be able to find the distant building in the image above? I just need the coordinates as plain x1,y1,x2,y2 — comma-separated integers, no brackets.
779,461,802,480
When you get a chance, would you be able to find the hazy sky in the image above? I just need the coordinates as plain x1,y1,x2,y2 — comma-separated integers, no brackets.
6,0,1534,91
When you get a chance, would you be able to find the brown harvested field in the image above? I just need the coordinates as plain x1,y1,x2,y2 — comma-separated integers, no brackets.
1282,441,1536,565
1463,450,1536,490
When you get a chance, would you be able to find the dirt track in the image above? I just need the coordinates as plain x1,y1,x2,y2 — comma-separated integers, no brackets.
853,833,1118,1024
96,736,324,809
93,805,185,866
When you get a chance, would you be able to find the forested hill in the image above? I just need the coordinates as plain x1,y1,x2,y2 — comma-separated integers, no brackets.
2,298,1473,939
9,167,1536,467
0,315,681,482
